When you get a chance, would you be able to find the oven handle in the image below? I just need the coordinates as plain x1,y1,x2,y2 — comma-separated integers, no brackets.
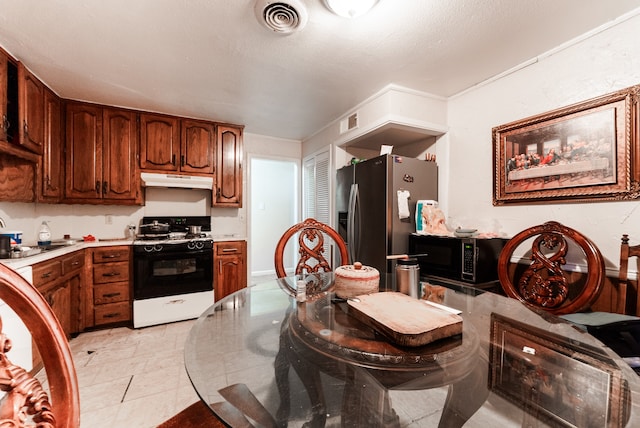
133,248,213,259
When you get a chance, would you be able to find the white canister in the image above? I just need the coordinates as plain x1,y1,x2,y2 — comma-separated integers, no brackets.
415,200,438,234
0,230,23,246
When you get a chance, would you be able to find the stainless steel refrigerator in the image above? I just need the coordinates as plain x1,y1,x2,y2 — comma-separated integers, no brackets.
336,154,438,277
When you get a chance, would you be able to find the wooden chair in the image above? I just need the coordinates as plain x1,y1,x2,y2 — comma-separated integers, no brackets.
273,218,348,426
274,217,349,278
497,220,605,315
0,263,79,427
619,234,640,315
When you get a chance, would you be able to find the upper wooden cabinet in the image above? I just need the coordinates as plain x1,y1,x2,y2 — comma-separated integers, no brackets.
181,119,215,174
65,102,140,204
139,113,180,172
39,87,62,202
0,49,18,146
214,125,243,207
18,63,45,155
140,114,215,175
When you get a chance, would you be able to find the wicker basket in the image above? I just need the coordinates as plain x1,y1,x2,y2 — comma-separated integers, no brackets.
334,262,380,299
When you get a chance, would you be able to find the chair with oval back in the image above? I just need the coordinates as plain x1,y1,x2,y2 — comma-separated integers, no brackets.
497,220,605,315
273,218,349,426
0,263,80,428
274,217,349,279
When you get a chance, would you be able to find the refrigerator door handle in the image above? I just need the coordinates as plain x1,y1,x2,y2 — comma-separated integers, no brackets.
347,183,358,263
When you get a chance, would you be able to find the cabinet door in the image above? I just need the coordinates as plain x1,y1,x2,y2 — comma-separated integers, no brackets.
214,241,247,301
181,119,215,174
103,108,139,201
0,50,7,142
45,280,72,338
214,125,243,207
18,64,45,154
139,113,180,172
0,52,18,144
65,102,102,199
40,87,62,201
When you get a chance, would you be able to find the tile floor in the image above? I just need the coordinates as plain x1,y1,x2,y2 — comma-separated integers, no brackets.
70,319,199,428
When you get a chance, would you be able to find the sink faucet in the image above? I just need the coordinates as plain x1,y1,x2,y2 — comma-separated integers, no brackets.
0,217,5,228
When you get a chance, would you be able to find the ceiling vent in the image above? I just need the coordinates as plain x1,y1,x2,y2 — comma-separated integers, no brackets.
254,0,308,35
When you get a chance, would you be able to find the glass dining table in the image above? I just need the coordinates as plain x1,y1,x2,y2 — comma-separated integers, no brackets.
184,273,640,427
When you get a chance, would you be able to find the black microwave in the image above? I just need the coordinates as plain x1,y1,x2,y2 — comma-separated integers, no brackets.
408,234,508,284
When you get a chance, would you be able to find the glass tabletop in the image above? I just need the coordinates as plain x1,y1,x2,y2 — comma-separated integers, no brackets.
184,273,640,427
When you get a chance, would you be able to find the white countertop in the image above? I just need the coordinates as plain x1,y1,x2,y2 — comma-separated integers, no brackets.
0,239,134,269
0,235,247,268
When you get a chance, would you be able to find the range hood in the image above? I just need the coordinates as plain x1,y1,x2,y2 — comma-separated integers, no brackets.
141,172,214,190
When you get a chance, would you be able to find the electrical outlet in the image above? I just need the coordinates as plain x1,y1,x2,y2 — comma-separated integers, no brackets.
105,214,113,225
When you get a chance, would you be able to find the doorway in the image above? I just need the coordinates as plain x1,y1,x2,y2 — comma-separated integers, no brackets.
249,156,299,278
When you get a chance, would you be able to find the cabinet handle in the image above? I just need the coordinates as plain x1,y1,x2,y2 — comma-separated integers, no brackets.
221,248,238,253
95,181,101,194
41,271,53,279
172,154,176,166
102,272,121,277
1,114,6,131
23,120,28,137
102,181,108,195
47,295,54,306
72,260,80,266
103,292,121,298
103,313,121,319
181,155,185,166
102,254,121,259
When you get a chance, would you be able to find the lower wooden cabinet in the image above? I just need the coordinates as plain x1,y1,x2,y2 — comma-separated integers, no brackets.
87,245,132,327
32,249,84,338
214,240,247,301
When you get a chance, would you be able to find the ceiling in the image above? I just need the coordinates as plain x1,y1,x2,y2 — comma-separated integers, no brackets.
1,0,639,141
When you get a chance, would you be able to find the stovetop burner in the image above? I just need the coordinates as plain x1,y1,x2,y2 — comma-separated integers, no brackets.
136,216,212,244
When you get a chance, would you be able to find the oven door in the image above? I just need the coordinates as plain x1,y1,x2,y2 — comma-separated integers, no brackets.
134,248,213,300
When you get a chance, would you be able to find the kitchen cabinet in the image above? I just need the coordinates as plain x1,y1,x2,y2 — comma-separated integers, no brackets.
39,86,62,202
65,102,141,204
18,63,45,155
181,119,215,174
213,125,243,207
214,240,247,301
88,246,131,327
140,114,215,175
139,113,181,172
31,249,85,338
0,48,18,146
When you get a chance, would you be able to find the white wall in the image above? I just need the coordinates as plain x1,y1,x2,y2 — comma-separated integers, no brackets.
446,11,640,270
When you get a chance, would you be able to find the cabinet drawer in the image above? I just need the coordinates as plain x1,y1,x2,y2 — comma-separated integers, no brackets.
215,241,245,255
94,301,131,325
94,282,130,304
93,246,130,263
62,251,84,274
93,262,129,284
32,259,62,288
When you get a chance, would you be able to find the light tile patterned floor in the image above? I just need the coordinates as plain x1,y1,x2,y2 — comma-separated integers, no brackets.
70,319,199,428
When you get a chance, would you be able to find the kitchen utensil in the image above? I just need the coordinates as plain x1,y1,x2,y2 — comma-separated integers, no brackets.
188,225,202,235
0,236,11,258
454,228,477,238
396,257,420,298
334,262,379,299
139,220,170,234
386,253,429,260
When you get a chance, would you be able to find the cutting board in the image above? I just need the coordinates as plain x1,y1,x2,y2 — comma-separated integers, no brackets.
347,292,463,347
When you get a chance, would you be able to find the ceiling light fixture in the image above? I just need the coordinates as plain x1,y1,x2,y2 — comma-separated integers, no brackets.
323,0,380,18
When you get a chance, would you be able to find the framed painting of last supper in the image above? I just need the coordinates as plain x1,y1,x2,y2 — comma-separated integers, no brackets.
492,85,639,205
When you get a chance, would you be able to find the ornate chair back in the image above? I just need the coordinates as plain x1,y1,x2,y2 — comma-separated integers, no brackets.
274,218,349,278
0,263,80,427
497,221,604,315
